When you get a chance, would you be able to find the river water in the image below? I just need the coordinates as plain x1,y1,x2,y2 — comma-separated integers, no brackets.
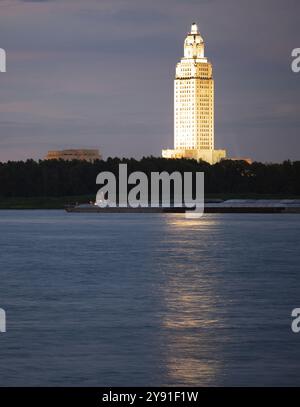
0,210,299,386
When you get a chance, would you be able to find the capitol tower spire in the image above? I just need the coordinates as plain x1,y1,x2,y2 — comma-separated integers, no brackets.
184,23,205,59
162,23,226,165
191,22,198,33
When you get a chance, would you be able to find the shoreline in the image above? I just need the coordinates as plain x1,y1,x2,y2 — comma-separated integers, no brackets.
1,194,300,210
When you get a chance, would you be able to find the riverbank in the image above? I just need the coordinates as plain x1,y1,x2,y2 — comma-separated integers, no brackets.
1,194,300,209
0,195,94,209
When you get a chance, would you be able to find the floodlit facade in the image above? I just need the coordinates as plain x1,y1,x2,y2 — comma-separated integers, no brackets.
45,149,101,162
162,23,226,164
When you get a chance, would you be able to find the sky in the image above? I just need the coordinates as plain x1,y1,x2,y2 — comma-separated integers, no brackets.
0,0,299,162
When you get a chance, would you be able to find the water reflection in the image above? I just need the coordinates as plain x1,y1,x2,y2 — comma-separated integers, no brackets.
160,214,223,385
164,213,220,229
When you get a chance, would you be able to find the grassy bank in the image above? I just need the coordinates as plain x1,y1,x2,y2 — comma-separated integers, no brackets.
0,193,299,209
0,195,94,209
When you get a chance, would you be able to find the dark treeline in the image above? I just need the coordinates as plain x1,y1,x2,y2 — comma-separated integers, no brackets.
0,157,300,198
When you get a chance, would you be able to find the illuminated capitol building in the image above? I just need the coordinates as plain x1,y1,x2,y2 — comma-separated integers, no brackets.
162,23,226,165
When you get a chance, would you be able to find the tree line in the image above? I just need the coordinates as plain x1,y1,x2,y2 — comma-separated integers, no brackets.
0,157,299,198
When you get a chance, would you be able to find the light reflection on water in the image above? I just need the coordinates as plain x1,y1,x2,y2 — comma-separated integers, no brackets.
161,215,221,385
0,211,300,386
162,283,221,385
164,213,220,229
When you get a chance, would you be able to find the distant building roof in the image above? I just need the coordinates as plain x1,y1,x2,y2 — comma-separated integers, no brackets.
45,149,101,162
229,157,253,164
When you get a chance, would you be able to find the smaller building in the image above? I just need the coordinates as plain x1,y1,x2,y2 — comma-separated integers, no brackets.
45,149,101,162
229,157,253,165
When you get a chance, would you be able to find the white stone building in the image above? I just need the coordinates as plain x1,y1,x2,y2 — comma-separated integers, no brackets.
162,23,226,164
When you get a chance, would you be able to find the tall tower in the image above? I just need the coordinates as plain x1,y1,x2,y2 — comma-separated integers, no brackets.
162,23,226,164
175,23,214,150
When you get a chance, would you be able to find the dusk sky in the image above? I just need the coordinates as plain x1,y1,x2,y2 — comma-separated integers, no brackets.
0,0,299,162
